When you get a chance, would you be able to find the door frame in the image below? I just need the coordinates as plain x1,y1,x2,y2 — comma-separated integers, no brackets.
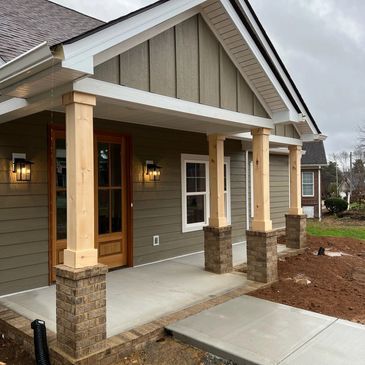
48,124,133,284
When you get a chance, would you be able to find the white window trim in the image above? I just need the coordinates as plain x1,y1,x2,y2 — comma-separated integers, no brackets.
181,154,231,233
302,171,315,197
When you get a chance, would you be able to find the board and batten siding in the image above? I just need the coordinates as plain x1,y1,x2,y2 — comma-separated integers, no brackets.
94,14,269,118
93,119,247,265
0,113,49,295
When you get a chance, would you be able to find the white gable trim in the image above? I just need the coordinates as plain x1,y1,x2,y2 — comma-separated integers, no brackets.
60,0,207,74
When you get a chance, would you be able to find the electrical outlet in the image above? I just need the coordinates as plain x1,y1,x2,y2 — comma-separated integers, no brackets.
153,235,160,246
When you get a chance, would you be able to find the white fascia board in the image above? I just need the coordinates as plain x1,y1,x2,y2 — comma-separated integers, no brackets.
61,0,207,74
220,0,297,119
301,133,327,142
73,78,274,130
232,132,302,146
0,42,54,88
237,0,318,134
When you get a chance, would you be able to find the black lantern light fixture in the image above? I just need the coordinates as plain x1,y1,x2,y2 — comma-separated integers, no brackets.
145,160,161,182
12,153,33,182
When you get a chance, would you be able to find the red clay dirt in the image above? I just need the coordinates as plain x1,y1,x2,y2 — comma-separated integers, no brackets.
250,235,365,324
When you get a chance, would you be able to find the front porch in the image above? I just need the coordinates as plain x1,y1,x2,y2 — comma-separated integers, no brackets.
0,242,291,338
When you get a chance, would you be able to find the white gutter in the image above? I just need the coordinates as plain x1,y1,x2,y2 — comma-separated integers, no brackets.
0,42,56,90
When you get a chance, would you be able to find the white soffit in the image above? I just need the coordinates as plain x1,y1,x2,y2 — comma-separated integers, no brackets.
201,0,296,120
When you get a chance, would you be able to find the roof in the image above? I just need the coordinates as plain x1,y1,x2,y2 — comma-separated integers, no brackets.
0,0,103,62
302,141,327,166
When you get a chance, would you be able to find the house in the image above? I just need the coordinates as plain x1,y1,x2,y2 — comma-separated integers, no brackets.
301,141,327,219
0,0,325,362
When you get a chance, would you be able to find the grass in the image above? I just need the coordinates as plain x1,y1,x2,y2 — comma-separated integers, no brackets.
307,218,365,241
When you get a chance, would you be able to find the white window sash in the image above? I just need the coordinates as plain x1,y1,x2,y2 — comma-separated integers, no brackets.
181,154,231,233
302,172,314,197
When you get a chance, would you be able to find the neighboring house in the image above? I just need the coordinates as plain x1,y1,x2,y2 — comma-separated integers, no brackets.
0,0,326,361
301,141,327,219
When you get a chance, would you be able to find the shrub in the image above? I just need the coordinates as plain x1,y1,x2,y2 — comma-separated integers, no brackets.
325,197,348,214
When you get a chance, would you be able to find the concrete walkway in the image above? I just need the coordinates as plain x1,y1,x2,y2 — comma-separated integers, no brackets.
167,295,365,365
0,243,288,337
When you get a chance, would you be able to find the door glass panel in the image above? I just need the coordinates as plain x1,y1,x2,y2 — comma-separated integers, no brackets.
56,191,67,240
56,139,66,188
110,143,121,187
98,143,109,187
111,189,122,232
98,190,110,234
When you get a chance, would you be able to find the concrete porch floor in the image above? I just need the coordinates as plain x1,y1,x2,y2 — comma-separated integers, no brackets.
0,242,288,337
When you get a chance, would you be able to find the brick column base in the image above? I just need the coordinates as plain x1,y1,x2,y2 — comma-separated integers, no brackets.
203,226,232,274
55,264,108,360
246,230,278,283
285,214,307,249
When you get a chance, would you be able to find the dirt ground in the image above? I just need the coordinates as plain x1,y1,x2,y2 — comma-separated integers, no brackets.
250,234,365,324
0,336,233,365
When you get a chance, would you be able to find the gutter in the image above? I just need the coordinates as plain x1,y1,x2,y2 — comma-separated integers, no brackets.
0,42,58,91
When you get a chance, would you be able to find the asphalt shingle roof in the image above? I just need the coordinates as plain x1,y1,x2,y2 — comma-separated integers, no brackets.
0,0,103,62
302,141,327,166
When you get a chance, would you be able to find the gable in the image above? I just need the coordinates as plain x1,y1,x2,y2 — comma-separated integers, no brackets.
94,15,269,119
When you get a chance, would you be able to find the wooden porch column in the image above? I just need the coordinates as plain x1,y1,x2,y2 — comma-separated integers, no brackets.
204,134,232,274
251,128,272,232
288,145,303,215
62,91,98,268
208,134,227,227
286,145,307,249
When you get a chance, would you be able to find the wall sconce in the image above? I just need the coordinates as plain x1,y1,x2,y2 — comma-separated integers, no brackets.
145,160,161,182
12,153,33,182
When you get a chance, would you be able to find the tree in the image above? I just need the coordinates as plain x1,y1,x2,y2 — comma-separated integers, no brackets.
321,161,342,197
352,159,365,202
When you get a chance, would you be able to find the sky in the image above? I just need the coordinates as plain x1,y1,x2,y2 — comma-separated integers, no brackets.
53,0,365,157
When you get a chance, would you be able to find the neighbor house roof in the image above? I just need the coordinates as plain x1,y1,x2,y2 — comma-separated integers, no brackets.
0,0,103,62
302,141,327,166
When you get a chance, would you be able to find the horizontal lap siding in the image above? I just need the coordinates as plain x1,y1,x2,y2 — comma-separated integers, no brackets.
93,119,247,266
270,155,289,228
0,113,49,295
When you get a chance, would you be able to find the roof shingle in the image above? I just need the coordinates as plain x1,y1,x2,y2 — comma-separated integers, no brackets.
302,141,327,166
0,0,103,62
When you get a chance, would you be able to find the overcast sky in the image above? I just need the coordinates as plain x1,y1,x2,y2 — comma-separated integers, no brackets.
53,0,365,156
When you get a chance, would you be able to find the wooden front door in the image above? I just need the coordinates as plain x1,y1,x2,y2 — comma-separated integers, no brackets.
49,127,131,281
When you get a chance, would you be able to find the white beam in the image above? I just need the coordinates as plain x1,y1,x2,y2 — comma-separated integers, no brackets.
73,78,274,130
232,132,302,146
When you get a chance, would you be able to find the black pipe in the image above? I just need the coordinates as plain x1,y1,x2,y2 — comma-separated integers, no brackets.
31,319,51,365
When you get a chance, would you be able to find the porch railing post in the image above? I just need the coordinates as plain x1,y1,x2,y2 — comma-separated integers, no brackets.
204,134,232,274
286,145,307,248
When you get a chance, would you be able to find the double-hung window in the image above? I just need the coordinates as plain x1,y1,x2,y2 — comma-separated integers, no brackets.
181,154,230,232
302,172,314,197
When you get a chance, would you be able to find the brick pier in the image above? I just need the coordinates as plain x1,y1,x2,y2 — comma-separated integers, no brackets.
286,214,307,249
204,225,233,274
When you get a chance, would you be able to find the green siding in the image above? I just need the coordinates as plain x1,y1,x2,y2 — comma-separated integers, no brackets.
0,113,49,295
94,15,268,117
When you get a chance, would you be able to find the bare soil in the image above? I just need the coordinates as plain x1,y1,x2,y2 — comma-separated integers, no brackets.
0,336,33,364
250,234,365,324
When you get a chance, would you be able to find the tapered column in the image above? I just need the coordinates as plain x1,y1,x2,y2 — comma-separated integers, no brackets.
251,128,272,232
62,91,98,268
246,128,277,283
288,145,303,215
286,145,307,249
204,134,232,274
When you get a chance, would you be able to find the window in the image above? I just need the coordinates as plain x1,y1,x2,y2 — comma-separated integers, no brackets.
302,172,314,197
181,154,231,232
